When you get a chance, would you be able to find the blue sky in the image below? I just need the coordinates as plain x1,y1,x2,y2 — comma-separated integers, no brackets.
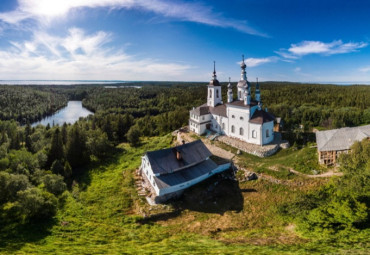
0,0,370,82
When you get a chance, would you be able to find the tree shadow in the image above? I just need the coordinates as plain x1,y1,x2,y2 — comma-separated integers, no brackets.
0,217,56,252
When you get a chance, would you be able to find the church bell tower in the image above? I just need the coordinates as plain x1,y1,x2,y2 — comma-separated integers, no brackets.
207,61,222,107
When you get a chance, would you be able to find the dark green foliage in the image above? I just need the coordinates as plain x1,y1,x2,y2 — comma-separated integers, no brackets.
282,139,370,239
47,128,64,167
66,124,88,168
42,174,66,196
127,125,141,147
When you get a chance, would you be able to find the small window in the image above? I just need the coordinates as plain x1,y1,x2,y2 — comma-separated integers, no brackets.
238,91,241,98
240,117,244,120
153,180,156,186
240,127,244,135
266,129,270,137
209,89,212,98
231,125,235,133
202,116,205,120
222,123,225,129
252,130,257,138
216,89,219,98
232,115,235,118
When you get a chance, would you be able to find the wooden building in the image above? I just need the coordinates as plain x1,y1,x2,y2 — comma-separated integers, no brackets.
316,125,370,165
140,140,231,203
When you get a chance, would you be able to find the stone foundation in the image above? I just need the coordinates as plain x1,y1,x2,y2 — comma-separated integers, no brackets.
217,132,289,158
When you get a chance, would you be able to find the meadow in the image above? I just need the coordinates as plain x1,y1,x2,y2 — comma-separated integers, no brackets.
1,134,368,254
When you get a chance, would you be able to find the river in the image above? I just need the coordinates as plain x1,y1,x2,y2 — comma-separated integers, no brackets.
31,101,94,127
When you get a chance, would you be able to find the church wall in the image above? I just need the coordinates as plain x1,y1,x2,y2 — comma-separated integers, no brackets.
248,123,262,145
226,106,250,140
262,121,274,144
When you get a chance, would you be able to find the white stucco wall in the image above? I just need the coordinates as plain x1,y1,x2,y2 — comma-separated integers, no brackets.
226,106,250,141
262,121,274,144
248,122,262,145
207,86,222,107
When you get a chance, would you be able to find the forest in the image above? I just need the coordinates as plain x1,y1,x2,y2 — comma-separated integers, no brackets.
0,82,369,253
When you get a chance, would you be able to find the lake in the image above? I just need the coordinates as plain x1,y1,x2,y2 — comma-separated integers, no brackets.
32,101,94,127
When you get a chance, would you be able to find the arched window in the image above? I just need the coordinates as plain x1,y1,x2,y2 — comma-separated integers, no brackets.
240,127,244,135
238,91,241,99
232,115,235,118
216,89,219,98
222,123,225,129
240,117,244,121
209,89,212,98
231,125,235,133
266,129,270,137
252,130,257,138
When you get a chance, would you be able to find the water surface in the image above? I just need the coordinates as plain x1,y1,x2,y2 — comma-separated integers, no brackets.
32,101,93,127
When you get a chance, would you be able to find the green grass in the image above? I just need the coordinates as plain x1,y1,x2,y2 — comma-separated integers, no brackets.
0,135,367,254
232,142,327,178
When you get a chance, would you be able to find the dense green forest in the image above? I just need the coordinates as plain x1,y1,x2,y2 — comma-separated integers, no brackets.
0,83,369,254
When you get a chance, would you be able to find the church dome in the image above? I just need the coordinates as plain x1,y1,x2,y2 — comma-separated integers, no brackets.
209,79,220,86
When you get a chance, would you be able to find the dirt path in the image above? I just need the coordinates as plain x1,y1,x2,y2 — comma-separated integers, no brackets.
289,168,343,178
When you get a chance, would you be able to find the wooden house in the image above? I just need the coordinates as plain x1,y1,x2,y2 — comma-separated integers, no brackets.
316,125,370,165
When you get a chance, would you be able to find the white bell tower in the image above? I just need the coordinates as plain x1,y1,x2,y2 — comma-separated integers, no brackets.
207,61,222,107
227,77,233,103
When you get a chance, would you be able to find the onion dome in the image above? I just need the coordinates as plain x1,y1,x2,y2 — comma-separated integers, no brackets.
209,61,220,86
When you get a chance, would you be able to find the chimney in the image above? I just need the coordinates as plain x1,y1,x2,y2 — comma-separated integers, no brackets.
176,150,182,160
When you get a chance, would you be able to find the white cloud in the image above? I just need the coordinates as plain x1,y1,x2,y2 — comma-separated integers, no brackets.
294,67,301,72
240,57,278,67
276,40,367,58
0,0,266,36
359,66,370,72
0,28,192,80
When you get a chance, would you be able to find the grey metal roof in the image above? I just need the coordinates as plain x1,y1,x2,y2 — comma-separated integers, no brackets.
190,104,210,116
146,140,212,175
154,159,219,189
226,99,258,108
209,104,227,117
316,125,370,152
249,109,275,124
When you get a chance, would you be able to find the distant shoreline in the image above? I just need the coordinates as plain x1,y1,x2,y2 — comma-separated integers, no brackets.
0,80,369,86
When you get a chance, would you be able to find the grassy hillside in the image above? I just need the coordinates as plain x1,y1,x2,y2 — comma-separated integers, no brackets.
0,135,368,254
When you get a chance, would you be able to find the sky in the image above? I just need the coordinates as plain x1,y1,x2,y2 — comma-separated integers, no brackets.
0,0,370,83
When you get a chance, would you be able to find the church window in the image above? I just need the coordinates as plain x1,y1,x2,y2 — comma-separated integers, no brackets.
216,89,219,98
239,91,241,98
252,130,257,138
202,116,205,120
232,115,235,118
222,123,225,129
266,129,270,137
209,89,212,98
240,128,244,135
231,125,235,133
240,117,244,120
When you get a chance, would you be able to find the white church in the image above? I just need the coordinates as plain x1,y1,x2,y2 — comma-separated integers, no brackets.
189,56,275,146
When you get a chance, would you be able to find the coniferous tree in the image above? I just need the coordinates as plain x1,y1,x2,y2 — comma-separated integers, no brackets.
47,128,64,167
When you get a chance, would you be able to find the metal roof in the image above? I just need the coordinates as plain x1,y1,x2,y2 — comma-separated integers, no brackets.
154,159,219,189
316,125,370,152
190,104,210,116
249,109,275,124
226,99,258,108
146,140,212,175
209,104,227,117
